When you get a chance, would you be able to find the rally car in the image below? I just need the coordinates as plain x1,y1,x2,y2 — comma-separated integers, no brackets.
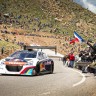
0,46,56,76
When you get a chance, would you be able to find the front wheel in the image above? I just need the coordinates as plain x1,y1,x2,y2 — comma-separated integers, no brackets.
35,64,40,76
50,64,54,74
32,68,37,76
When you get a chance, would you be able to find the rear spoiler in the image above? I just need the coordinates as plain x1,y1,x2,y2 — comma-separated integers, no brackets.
23,45,57,54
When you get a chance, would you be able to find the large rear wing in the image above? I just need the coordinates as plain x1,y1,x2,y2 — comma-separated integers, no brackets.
23,45,57,54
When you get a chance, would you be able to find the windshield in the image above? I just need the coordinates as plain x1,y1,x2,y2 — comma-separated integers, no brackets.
10,51,37,59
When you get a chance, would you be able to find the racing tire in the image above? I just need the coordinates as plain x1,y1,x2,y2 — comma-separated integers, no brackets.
32,68,37,76
35,64,40,76
50,64,54,74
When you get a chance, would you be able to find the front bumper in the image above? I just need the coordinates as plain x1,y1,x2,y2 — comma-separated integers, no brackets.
0,65,35,75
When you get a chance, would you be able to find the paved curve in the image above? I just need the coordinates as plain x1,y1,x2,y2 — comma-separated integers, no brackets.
0,58,96,96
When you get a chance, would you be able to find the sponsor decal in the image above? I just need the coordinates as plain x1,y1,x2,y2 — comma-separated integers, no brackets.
20,66,35,74
25,69,33,75
40,63,45,71
4,61,26,66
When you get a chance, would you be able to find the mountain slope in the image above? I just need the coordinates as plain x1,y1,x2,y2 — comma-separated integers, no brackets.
0,0,96,58
0,0,96,39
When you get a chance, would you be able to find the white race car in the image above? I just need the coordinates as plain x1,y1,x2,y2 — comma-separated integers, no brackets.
0,46,56,76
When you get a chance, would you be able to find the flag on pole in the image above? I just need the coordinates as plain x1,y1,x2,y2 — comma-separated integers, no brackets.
70,38,79,44
74,31,84,42
70,31,85,44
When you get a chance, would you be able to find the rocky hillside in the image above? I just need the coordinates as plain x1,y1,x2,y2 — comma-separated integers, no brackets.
0,0,96,38
0,0,96,57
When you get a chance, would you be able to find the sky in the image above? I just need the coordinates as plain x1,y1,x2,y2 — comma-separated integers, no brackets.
73,0,96,14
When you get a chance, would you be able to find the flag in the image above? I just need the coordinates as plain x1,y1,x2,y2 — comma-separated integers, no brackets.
70,38,79,44
74,31,84,42
70,31,84,44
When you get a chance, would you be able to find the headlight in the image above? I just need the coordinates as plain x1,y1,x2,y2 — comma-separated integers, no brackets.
0,60,4,65
0,59,5,65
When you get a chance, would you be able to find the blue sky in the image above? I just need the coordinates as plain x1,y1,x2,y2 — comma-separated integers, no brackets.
73,0,96,14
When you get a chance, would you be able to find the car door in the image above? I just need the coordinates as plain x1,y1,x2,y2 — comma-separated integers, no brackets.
38,52,52,73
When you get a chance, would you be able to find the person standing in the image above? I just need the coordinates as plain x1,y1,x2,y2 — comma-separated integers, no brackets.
68,52,75,68
1,47,4,55
62,56,66,65
65,55,70,67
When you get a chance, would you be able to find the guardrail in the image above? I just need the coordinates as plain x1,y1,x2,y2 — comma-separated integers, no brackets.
75,61,96,75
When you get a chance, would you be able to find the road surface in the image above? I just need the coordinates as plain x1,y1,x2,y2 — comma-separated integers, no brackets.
0,58,96,96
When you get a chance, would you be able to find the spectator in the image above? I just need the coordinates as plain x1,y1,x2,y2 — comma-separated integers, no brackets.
1,47,4,55
68,52,75,68
62,56,66,65
65,55,70,67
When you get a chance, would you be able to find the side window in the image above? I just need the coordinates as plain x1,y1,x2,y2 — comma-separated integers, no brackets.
37,52,48,60
37,52,42,60
40,52,44,59
43,53,47,59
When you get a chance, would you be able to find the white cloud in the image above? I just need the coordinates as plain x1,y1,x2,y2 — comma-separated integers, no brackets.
82,0,88,8
73,0,96,14
87,3,96,14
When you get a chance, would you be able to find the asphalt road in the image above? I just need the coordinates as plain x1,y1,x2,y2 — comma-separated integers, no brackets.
0,58,96,96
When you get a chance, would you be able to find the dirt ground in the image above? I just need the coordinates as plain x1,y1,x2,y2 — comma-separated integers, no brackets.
0,24,82,56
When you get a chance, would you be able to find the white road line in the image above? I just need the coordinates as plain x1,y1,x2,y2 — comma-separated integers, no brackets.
39,92,51,96
71,69,86,87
